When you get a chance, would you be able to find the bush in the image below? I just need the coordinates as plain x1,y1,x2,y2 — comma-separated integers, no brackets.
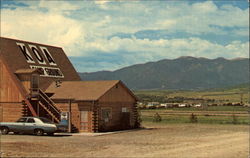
153,112,162,122
232,114,238,124
135,110,142,128
190,113,198,123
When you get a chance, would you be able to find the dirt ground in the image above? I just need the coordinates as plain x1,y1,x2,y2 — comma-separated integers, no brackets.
0,123,249,158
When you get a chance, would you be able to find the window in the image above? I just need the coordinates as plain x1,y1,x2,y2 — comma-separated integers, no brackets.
122,107,129,113
101,108,112,122
40,117,53,124
16,118,27,123
31,74,39,89
27,118,35,123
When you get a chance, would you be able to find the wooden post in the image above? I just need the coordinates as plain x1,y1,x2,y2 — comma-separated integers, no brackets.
68,99,72,133
37,101,39,117
0,104,2,122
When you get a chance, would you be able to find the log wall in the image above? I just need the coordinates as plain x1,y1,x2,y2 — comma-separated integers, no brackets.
0,59,24,122
0,59,23,102
51,82,137,133
98,83,137,131
16,74,31,93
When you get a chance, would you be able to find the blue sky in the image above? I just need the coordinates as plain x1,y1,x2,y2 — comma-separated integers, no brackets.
1,0,249,72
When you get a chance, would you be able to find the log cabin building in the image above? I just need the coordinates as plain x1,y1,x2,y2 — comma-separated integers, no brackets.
0,37,138,132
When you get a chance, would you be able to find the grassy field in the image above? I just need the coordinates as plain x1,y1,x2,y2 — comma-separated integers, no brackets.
140,106,249,125
135,85,249,125
134,83,249,103
144,105,249,111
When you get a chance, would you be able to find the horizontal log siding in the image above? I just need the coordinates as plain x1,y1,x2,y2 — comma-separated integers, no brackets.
0,60,23,102
0,103,23,122
98,83,137,131
98,102,136,130
0,59,24,122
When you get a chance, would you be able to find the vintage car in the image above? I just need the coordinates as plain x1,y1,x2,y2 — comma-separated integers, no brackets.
0,117,57,136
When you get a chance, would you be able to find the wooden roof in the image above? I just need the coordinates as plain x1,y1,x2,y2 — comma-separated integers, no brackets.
15,68,42,74
46,80,137,101
0,37,81,90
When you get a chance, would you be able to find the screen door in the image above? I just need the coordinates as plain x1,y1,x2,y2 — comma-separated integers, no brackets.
80,111,90,132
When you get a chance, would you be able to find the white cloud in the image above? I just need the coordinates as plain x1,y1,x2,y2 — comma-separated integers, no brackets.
81,36,249,60
192,1,218,12
1,1,248,71
156,2,248,35
37,0,81,13
1,4,86,56
94,0,110,10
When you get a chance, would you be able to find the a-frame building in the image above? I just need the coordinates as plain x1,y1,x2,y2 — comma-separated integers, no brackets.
0,37,80,123
0,37,139,132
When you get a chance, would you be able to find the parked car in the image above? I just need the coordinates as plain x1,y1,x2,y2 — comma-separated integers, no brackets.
0,117,57,136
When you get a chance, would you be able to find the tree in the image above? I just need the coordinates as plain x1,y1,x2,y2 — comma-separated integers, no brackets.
153,112,162,122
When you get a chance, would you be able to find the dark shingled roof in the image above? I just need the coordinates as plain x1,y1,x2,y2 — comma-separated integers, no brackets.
46,80,121,101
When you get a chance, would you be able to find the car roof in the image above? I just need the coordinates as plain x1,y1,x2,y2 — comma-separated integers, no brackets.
21,117,45,119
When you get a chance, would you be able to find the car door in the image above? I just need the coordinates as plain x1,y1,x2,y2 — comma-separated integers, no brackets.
24,118,37,133
13,118,27,132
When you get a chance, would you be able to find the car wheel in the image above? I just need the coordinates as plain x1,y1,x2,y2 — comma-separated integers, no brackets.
0,127,9,135
34,129,44,136
47,133,54,136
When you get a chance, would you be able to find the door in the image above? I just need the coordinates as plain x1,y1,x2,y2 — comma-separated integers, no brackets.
24,118,37,133
80,111,90,132
30,74,39,96
31,74,39,89
121,112,131,129
13,117,27,133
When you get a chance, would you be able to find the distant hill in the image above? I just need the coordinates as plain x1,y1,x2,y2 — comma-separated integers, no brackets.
79,56,249,90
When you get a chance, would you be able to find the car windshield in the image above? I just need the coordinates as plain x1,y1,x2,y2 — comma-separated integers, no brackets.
16,118,27,122
39,117,53,124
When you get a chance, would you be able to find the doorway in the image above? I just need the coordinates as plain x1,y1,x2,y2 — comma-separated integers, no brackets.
31,74,39,90
80,111,91,132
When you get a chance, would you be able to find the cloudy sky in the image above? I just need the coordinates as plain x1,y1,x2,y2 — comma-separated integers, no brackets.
1,0,249,72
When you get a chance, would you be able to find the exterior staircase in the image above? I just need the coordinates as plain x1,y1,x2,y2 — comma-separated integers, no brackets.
29,88,61,123
38,89,61,123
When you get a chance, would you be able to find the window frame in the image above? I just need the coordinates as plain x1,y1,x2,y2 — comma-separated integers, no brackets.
101,107,112,121
27,118,35,123
16,117,27,123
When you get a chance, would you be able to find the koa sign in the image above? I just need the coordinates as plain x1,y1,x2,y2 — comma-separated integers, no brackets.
30,65,64,78
16,42,64,78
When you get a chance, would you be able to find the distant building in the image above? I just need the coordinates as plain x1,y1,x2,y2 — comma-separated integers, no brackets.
178,104,187,108
146,102,159,108
193,104,202,107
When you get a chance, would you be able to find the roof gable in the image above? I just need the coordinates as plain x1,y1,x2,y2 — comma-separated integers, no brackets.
0,37,80,90
46,80,121,101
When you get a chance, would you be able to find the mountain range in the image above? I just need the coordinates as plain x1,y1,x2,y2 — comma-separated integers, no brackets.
79,56,249,90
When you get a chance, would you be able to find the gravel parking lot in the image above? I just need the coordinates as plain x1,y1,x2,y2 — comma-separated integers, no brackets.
0,123,248,158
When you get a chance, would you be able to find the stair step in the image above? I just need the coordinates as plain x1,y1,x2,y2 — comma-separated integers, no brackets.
39,102,60,123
